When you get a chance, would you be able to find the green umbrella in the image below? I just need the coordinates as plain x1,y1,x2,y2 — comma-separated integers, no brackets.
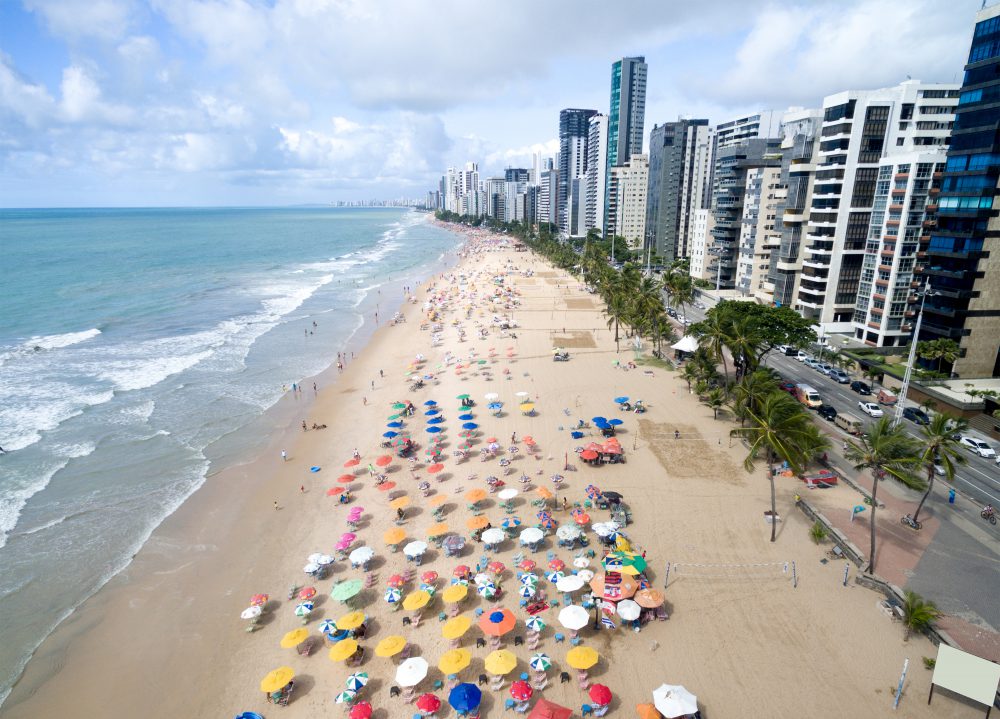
387,414,400,420
331,579,364,602
477,360,487,365
393,403,407,409
456,394,470,400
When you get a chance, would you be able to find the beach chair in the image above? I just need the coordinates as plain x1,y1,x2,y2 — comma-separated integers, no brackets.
559,672,570,684
593,704,609,716
478,674,488,687
505,699,516,711
581,705,593,717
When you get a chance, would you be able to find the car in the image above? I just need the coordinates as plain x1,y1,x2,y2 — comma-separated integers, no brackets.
817,404,838,420
804,358,819,369
666,308,678,318
858,401,883,418
959,436,996,458
815,363,833,375
850,381,872,395
796,351,810,362
829,370,850,384
776,344,797,356
778,381,797,394
902,407,931,425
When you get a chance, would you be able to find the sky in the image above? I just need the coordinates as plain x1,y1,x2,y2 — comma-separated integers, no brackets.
0,0,985,207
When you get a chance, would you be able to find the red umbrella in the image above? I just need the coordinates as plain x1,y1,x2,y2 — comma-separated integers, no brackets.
344,458,360,468
526,699,572,719
377,482,396,491
580,450,599,461
454,565,470,577
375,455,393,467
573,513,591,526
547,559,565,571
427,463,445,473
588,684,612,705
518,559,536,571
387,574,406,587
327,487,345,496
349,701,373,719
298,586,317,600
523,436,536,445
486,437,498,443
510,680,533,701
416,694,441,713
487,561,506,575
602,444,622,455
338,474,356,484
421,570,439,583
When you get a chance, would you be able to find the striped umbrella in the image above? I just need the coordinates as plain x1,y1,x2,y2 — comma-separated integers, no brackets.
528,653,552,671
525,616,546,633
318,619,337,635
384,587,402,604
346,673,369,691
335,690,357,704
518,583,536,598
294,601,314,617
476,582,497,598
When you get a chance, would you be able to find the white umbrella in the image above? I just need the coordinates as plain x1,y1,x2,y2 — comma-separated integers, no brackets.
577,569,595,582
403,541,428,558
395,657,430,687
303,562,320,574
519,527,544,545
556,575,585,593
484,392,500,402
497,488,518,500
572,557,591,568
653,684,699,718
474,572,492,586
558,605,590,630
316,554,335,565
616,599,641,621
591,523,617,537
240,606,262,620
556,525,582,540
308,552,324,564
482,528,506,544
515,391,530,398
349,547,374,564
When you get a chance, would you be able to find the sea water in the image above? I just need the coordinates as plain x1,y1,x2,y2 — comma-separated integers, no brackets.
0,207,459,703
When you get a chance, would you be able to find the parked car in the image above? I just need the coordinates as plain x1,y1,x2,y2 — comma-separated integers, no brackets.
959,436,996,458
804,358,819,369
829,370,850,384
902,407,931,425
858,401,883,418
817,404,838,421
815,363,833,375
777,344,798,356
666,308,678,318
850,381,872,395
796,351,810,362
778,381,797,394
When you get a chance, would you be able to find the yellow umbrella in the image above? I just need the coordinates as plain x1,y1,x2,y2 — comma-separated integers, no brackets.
329,638,359,662
442,584,468,604
427,522,450,537
384,527,406,545
441,615,472,639
375,635,407,657
403,589,432,611
390,496,411,510
484,649,518,675
615,536,632,552
566,646,600,670
336,610,366,630
438,648,472,674
279,628,310,648
519,403,534,412
260,667,295,693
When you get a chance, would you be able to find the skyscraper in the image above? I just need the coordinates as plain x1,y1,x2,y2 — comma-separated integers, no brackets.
585,114,609,233
606,57,647,233
608,154,649,249
558,108,598,236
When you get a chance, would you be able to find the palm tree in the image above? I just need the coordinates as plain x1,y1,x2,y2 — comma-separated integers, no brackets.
680,363,700,393
732,369,780,427
912,414,967,524
901,590,941,641
725,316,764,380
705,388,725,419
844,419,923,572
731,392,828,542
693,313,732,393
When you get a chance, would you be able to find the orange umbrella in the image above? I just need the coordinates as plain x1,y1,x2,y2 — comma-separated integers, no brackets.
344,458,360,468
384,528,406,545
573,513,591,526
429,495,448,507
636,703,662,719
427,522,450,537
478,607,517,636
338,474,356,484
390,496,411,510
590,574,638,600
466,516,490,530
536,487,553,499
427,463,445,474
634,589,664,608
377,482,396,491
375,455,393,467
465,489,487,503
523,436,535,445
580,450,599,461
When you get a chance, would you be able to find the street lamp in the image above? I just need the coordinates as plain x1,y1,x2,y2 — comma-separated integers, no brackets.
893,282,937,427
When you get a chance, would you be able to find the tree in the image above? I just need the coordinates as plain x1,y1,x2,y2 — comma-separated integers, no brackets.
844,419,923,572
690,301,816,369
901,590,941,641
732,369,780,427
731,392,829,542
691,311,732,393
705,388,725,419
911,414,967,524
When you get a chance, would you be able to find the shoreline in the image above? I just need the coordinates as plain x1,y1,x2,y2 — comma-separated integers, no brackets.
1,219,465,712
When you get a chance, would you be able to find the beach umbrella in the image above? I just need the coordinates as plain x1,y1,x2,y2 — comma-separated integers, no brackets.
441,616,472,640
497,488,518,500
425,407,440,415
487,560,506,575
296,586,317,601
487,402,503,411
556,525,582,541
336,611,366,630
375,455,393,467
260,667,295,693
577,569,595,582
387,421,403,429
608,418,623,426
556,575,585,593
327,487,345,496
375,635,406,657
484,649,518,676
481,527,505,545
525,616,546,633
438,647,472,673
427,522,450,538
476,582,497,598
592,416,607,424
330,579,363,602
240,606,262,620
528,653,551,671
558,605,589,631
652,684,699,718
424,400,437,406
335,690,357,704
395,657,430,687
279,628,310,648
589,684,613,706
345,672,369,691
344,458,360,467
393,402,408,409
458,413,474,421
249,593,269,607
383,527,406,545
426,426,442,434
403,539,428,558
573,512,591,526
484,392,499,401
294,601,314,617
570,431,584,439
519,572,538,587
602,551,646,575
566,646,599,670
616,599,641,621
466,516,490,531
547,557,565,571
465,489,488,505
349,547,374,565
318,619,337,635
591,522,617,538
376,481,396,492
303,562,321,574
403,589,432,611
634,588,665,608
383,431,398,438
614,396,629,404
518,559,535,573
535,486,553,500
589,574,638,600
429,495,448,507
421,570,439,583
390,496,411,511
479,608,517,636
518,583,536,598
502,517,522,531
349,702,373,719
416,693,442,714
519,527,543,545
384,587,402,604
461,422,478,430
442,583,468,603
448,683,482,713
329,638,359,662
546,570,565,583
427,463,445,474
428,416,444,425
580,449,599,461
510,680,533,702
387,573,406,588
572,557,591,569
456,394,471,400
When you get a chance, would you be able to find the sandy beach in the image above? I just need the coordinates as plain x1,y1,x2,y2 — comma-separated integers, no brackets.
3,225,980,719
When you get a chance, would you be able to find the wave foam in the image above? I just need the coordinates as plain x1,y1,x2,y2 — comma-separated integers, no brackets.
0,459,69,550
0,329,101,367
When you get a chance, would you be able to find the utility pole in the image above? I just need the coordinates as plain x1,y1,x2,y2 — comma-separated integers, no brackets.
893,283,935,427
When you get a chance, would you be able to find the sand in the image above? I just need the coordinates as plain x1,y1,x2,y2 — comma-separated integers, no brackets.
3,226,981,719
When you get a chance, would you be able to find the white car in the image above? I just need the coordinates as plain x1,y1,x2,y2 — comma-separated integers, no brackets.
959,436,996,458
796,351,810,362
858,402,883,418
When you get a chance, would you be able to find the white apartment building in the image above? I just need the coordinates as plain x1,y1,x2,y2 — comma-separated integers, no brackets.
609,154,648,248
585,114,609,233
688,209,714,280
715,110,782,150
735,165,784,301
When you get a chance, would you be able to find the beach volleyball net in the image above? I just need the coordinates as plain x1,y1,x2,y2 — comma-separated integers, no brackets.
664,560,795,587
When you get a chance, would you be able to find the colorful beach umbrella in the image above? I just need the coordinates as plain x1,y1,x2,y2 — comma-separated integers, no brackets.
438,647,472,673
403,589,432,611
448,683,482,713
528,653,551,671
260,667,294,693
510,680,533,702
336,611,366,630
441,615,472,640
442,584,468,603
566,646,599,670
349,702,373,719
329,638,359,662
375,635,406,657
589,684,613,706
416,693,441,714
479,608,517,636
335,690,357,704
279,628,309,648
525,616,546,633
484,649,517,676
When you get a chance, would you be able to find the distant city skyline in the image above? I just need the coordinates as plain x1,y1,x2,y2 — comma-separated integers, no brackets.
0,0,985,206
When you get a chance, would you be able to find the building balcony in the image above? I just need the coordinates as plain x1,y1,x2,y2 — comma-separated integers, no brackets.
891,187,906,196
889,203,904,211
870,307,884,316
895,172,909,180
873,292,886,301
868,321,882,329
880,249,896,259
886,219,900,226
925,203,938,212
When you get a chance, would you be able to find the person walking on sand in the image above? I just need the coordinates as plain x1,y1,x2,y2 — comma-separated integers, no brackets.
273,500,280,510
674,430,680,440
281,449,288,462
302,420,308,431
353,448,361,460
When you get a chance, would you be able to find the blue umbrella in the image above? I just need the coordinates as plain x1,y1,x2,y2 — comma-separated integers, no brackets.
595,421,610,429
449,683,482,712
592,416,607,424
462,422,478,430
608,418,623,426
458,414,474,421
571,431,584,439
383,431,398,438
426,426,443,434
387,421,403,428
614,396,629,404
425,409,440,416
428,416,445,424
488,402,503,410
424,400,437,406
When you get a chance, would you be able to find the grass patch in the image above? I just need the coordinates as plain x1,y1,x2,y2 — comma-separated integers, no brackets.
635,354,674,370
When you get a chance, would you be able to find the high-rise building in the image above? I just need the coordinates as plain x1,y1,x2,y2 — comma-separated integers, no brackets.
644,119,713,264
923,4,1000,377
795,81,957,332
558,108,598,236
688,209,715,279
735,165,785,301
608,154,649,250
585,114,609,233
715,111,782,150
504,168,530,184
538,161,558,227
607,57,648,170
484,177,506,221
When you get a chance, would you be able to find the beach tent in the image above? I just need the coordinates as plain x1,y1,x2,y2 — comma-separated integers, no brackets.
671,335,698,354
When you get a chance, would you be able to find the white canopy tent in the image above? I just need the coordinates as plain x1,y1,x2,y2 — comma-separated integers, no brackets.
929,644,1000,717
670,335,698,354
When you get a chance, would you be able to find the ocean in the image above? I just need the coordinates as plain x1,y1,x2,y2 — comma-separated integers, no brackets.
0,207,459,703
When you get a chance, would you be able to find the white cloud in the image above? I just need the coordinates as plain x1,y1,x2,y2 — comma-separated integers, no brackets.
0,55,57,128
59,65,134,125
24,0,134,41
485,139,560,168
